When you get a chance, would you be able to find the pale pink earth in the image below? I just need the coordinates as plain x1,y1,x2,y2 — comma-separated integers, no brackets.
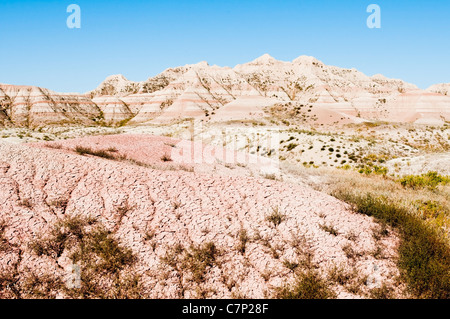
0,135,400,298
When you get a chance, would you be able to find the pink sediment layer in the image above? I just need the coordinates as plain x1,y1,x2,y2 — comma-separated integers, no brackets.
0,136,400,298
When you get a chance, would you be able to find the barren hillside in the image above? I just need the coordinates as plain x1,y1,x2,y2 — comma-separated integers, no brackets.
2,55,449,129
0,136,401,298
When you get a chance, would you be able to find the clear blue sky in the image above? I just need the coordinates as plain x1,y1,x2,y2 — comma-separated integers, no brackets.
0,0,449,93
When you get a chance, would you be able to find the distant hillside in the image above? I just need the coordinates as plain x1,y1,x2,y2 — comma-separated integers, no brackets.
1,55,449,128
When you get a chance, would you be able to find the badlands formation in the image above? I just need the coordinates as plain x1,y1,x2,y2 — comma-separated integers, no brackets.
1,54,449,128
0,55,449,299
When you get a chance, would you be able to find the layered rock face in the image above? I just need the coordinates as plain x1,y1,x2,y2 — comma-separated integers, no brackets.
0,84,102,128
427,83,450,96
2,55,449,127
88,55,450,125
91,96,134,125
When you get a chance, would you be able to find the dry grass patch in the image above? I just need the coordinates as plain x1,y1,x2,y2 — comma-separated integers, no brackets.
284,164,450,236
74,145,125,161
265,206,286,227
273,270,336,299
29,215,141,299
284,164,450,298
161,153,172,162
320,224,339,236
161,242,221,285
334,192,450,299
237,228,250,254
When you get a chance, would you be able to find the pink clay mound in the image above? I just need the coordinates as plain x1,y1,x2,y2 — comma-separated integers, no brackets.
0,135,400,298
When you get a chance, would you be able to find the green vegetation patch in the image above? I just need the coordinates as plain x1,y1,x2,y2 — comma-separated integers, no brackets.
398,171,450,190
334,192,450,299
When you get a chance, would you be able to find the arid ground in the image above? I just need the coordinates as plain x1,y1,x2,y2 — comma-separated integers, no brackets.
0,56,449,299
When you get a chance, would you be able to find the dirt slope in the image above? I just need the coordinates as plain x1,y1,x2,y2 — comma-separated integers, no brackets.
0,136,400,298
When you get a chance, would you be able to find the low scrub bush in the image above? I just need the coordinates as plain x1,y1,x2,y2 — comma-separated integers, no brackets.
237,228,250,254
74,145,123,160
398,171,450,190
358,165,388,176
161,153,172,162
29,215,140,298
334,192,450,299
320,224,339,236
265,206,286,227
162,242,220,284
286,143,298,151
273,270,336,299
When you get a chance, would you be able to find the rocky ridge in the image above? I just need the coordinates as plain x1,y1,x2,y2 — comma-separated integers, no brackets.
1,55,449,128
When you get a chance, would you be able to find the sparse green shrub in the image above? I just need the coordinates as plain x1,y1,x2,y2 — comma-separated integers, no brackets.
274,270,336,299
29,215,140,299
369,284,395,299
237,228,250,254
413,200,449,229
19,198,33,208
263,173,277,181
358,165,388,176
15,271,63,299
74,146,122,160
163,242,220,283
327,265,353,286
286,143,298,151
45,143,63,150
172,200,181,210
71,226,135,274
161,154,172,162
282,259,299,272
398,171,450,190
358,166,373,175
320,224,339,236
373,166,388,175
415,200,446,220
333,192,450,299
266,206,286,227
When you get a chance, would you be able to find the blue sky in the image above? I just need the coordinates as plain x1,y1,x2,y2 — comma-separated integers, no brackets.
0,0,449,93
